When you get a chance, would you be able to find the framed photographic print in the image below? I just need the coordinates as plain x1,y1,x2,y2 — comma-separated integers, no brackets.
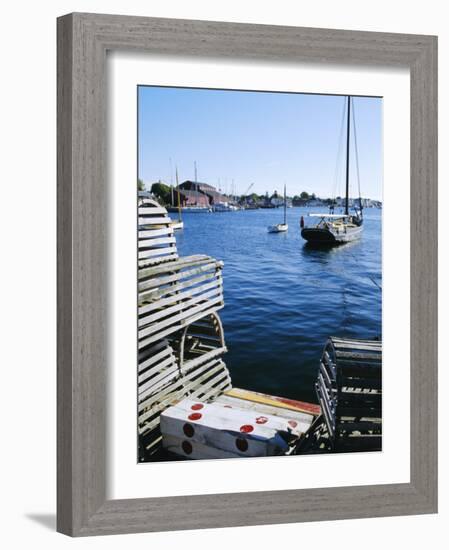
57,13,437,536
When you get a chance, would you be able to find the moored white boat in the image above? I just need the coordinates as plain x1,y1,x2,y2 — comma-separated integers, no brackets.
268,223,288,233
169,220,184,230
213,201,238,212
267,184,289,233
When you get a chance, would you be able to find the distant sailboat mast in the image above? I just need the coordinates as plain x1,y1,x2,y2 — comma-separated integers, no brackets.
283,184,287,225
176,167,182,222
344,96,351,216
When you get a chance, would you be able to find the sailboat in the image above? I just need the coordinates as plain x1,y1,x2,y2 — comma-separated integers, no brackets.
301,96,363,245
268,185,288,233
170,168,184,230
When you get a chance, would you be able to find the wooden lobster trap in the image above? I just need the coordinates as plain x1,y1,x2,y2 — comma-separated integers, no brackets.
137,198,319,460
315,337,382,452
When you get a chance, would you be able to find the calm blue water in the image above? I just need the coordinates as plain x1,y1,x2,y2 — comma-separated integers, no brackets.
175,207,382,404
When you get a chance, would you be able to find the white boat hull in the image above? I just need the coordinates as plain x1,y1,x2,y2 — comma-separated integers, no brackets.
267,223,288,233
170,220,184,230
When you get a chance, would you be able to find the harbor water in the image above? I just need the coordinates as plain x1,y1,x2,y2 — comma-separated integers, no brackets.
175,207,382,405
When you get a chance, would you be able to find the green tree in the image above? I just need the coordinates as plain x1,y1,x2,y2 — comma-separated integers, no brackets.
138,178,145,191
300,191,309,199
150,182,171,205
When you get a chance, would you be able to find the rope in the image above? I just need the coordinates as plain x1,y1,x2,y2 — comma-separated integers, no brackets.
351,98,362,209
332,97,347,201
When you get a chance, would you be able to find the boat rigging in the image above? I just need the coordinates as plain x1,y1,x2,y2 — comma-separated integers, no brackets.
267,184,289,233
301,96,363,245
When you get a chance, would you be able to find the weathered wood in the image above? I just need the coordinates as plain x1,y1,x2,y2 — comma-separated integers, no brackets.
215,393,315,432
139,272,221,303
135,199,230,455
139,296,223,340
139,227,173,239
315,337,382,450
139,281,223,318
138,261,220,292
138,216,175,225
138,246,178,260
225,388,320,416
138,236,177,249
138,206,168,215
139,288,223,327
138,255,212,278
138,344,174,374
139,253,179,268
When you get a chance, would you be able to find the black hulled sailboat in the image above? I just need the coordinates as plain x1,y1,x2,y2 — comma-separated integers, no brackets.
301,96,363,245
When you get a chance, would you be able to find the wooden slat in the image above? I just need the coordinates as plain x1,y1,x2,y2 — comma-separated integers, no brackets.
181,347,227,373
138,215,174,225
138,261,220,292
139,273,221,307
138,359,228,423
139,287,223,327
138,206,169,215
138,252,179,268
138,246,177,260
138,296,223,340
319,361,334,392
138,345,174,374
336,350,382,362
138,355,178,386
315,382,335,438
336,406,381,418
138,255,212,278
225,388,320,416
138,236,176,249
139,227,173,239
336,421,381,433
138,357,226,414
138,279,222,316
139,367,180,403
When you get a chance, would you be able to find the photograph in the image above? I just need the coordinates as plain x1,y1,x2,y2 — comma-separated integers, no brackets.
137,86,382,462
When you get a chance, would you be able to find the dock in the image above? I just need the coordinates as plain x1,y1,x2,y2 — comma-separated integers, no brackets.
138,198,382,460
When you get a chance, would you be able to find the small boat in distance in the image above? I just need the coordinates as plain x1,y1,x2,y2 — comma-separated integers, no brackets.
213,201,239,212
268,185,288,233
301,96,363,245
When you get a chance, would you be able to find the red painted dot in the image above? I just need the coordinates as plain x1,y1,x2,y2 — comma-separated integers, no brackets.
288,420,298,428
188,412,202,421
191,403,204,411
240,424,254,433
183,423,194,437
236,438,248,452
256,416,268,424
182,440,192,454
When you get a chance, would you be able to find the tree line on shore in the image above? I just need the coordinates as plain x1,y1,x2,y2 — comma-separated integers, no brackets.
140,180,343,207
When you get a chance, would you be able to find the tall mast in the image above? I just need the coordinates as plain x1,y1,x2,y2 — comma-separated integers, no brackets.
284,184,287,225
176,167,182,221
345,96,351,216
194,161,198,189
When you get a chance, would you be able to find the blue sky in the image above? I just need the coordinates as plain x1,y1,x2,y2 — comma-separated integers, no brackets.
138,86,382,200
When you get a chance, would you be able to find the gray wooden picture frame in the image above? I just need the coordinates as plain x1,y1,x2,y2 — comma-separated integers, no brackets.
57,12,438,537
